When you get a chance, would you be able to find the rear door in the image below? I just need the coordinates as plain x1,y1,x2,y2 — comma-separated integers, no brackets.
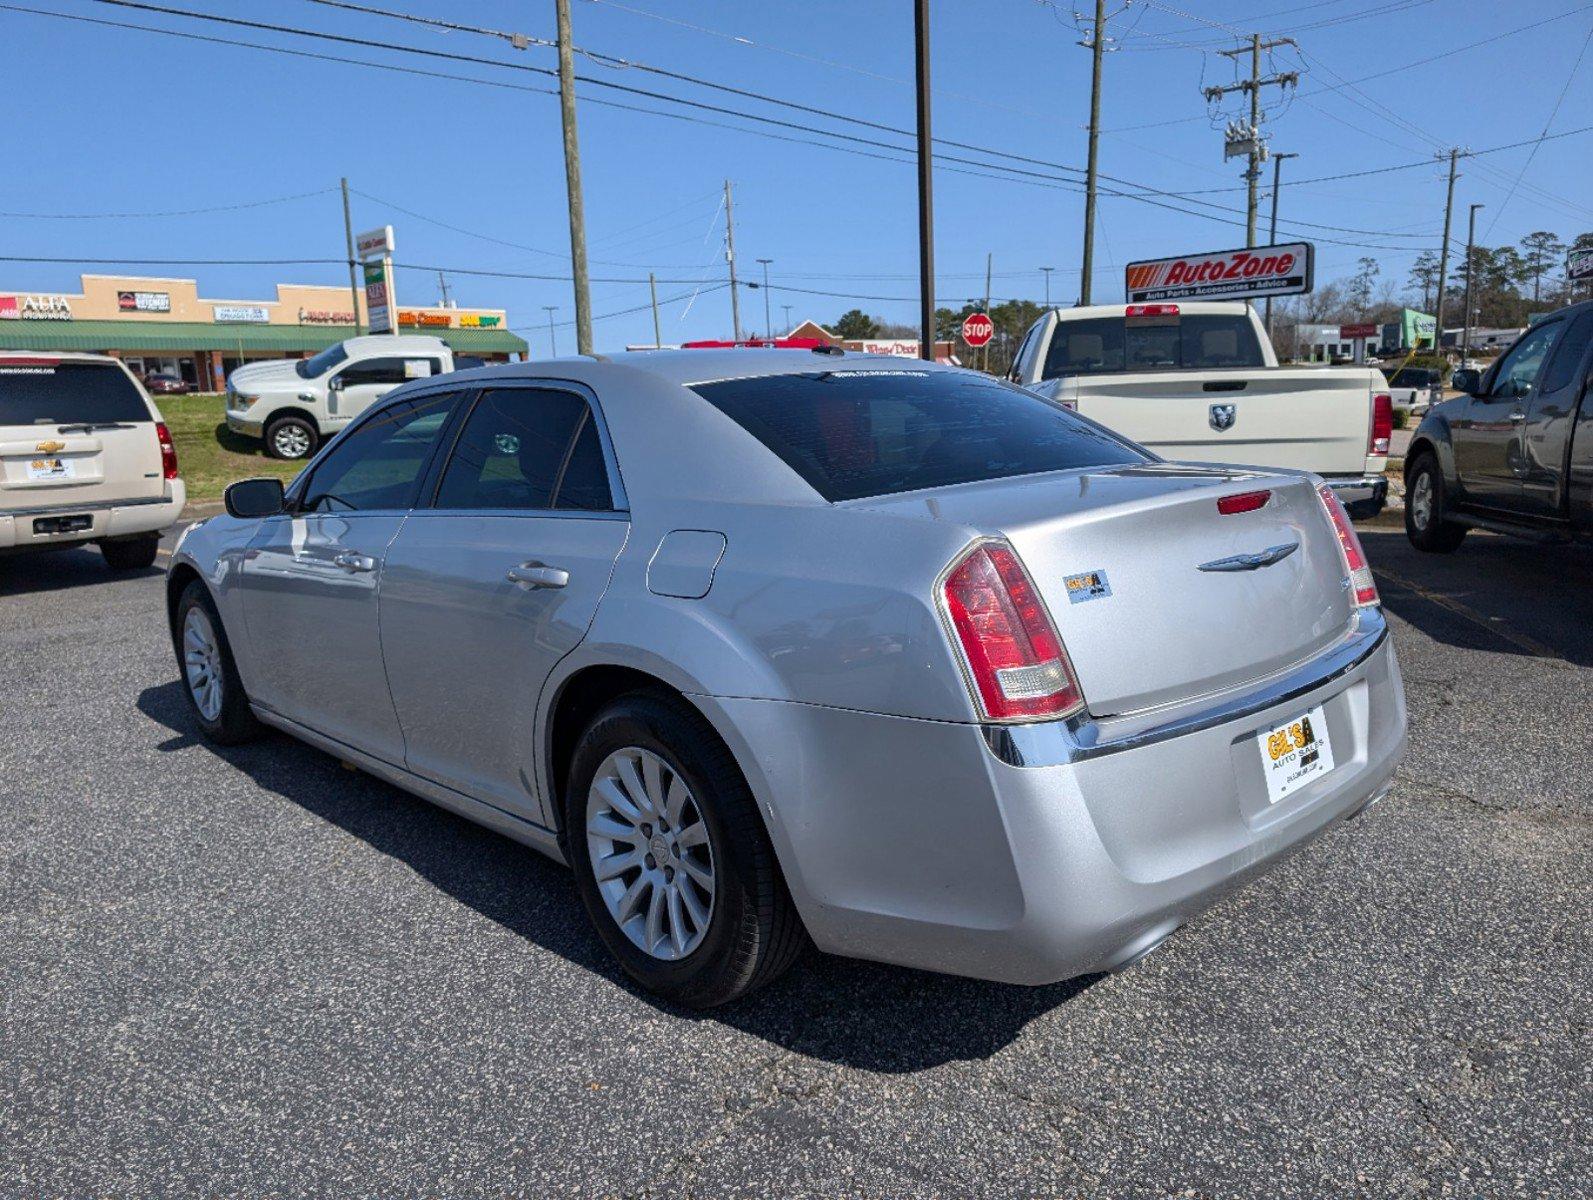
379,382,629,824
0,358,164,509
236,389,460,762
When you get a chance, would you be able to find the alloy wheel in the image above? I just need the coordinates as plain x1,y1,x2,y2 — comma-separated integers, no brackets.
1410,470,1434,530
273,424,311,458
586,746,716,961
182,607,224,722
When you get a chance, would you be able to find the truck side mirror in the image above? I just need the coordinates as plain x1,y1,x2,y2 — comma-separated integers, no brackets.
225,477,286,520
1450,368,1482,395
328,374,344,391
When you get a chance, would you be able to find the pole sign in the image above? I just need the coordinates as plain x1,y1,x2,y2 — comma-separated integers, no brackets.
356,225,397,334
355,225,395,262
1569,246,1593,283
961,312,994,347
1125,242,1314,304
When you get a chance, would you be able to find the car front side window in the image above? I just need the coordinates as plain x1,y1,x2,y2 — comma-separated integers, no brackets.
1489,322,1563,400
298,392,457,513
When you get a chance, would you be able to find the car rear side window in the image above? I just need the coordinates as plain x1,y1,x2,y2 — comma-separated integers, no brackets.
0,360,149,425
1041,314,1265,378
690,369,1145,503
433,388,613,511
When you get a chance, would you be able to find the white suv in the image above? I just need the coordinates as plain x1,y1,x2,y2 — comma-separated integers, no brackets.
1,352,185,570
225,334,453,459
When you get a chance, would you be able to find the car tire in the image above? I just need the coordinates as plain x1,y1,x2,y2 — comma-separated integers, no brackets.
564,691,807,1008
101,534,160,571
264,414,318,460
1405,452,1467,553
173,580,263,745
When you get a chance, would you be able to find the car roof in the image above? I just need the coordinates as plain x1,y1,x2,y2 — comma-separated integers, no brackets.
338,334,451,354
442,347,962,390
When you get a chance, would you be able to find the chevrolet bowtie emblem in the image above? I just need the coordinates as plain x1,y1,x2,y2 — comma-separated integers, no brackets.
35,440,65,453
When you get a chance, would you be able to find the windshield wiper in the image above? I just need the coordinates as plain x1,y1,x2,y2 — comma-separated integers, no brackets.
54,422,138,433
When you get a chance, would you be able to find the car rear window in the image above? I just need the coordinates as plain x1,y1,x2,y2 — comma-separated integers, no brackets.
0,360,150,425
690,368,1145,502
1041,314,1265,378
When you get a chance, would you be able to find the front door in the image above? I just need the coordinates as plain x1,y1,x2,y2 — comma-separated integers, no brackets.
1519,309,1593,519
327,354,443,431
237,389,458,762
1452,319,1565,511
380,384,628,824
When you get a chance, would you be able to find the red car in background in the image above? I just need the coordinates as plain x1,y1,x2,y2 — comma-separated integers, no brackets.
143,373,195,396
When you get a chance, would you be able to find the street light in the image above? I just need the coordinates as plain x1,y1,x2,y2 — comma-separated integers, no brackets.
543,305,558,357
1462,203,1484,362
781,304,793,335
1039,266,1055,309
756,258,774,339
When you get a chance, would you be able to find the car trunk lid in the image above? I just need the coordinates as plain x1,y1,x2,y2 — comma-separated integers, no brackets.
855,463,1356,716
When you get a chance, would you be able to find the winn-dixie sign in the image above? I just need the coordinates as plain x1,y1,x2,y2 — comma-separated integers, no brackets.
1125,243,1313,304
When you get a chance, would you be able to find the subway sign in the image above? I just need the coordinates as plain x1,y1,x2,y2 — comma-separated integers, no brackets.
1125,242,1314,303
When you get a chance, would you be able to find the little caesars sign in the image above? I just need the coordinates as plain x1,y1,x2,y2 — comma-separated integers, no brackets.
1125,242,1314,304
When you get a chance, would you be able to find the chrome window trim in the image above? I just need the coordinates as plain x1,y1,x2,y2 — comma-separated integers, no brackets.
983,607,1388,767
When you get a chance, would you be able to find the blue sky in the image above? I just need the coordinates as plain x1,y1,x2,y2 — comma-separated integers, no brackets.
4,0,1592,352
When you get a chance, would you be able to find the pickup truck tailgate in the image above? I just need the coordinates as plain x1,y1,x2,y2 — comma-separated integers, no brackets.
1056,368,1376,475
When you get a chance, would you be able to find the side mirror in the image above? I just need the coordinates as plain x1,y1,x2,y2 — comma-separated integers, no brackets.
225,477,286,520
1450,367,1482,395
328,374,344,391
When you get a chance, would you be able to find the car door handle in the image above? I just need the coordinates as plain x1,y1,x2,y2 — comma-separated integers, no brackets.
1509,410,1527,423
332,550,377,573
506,562,569,589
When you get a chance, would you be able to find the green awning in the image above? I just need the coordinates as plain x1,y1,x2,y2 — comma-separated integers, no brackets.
0,319,527,355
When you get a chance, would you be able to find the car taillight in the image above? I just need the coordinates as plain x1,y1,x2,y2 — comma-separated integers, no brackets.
940,540,1085,722
1369,392,1392,456
1317,485,1377,607
156,421,179,481
1124,304,1179,318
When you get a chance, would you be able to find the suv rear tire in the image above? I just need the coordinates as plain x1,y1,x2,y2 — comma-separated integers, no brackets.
101,535,160,571
1405,451,1467,553
173,580,263,745
564,691,807,1008
265,414,318,460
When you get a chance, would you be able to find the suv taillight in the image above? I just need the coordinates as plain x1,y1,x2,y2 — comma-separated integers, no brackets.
1318,485,1378,607
1369,392,1393,456
940,541,1085,722
155,421,179,481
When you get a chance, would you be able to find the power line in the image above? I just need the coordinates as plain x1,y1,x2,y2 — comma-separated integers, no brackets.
0,186,337,219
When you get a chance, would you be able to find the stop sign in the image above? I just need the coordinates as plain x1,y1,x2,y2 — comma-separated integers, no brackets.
961,312,994,347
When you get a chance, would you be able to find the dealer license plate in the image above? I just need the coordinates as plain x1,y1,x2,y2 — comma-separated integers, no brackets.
1257,705,1335,804
28,457,74,481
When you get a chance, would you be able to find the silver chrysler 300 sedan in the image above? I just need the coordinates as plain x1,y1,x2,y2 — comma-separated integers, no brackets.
167,349,1407,1007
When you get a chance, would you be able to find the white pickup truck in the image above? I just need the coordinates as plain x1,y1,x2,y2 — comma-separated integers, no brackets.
1009,301,1391,517
225,334,456,460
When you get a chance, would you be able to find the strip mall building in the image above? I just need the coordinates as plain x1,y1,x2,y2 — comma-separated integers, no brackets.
0,274,528,390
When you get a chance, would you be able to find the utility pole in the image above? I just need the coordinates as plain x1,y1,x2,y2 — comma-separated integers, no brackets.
1433,148,1463,358
913,0,935,361
1463,202,1484,362
436,270,451,308
756,258,773,338
1263,151,1298,339
543,305,558,357
722,179,743,341
340,177,362,332
781,304,793,335
1079,0,1106,304
1040,266,1055,310
555,0,593,355
1206,35,1298,246
983,252,993,373
649,272,661,349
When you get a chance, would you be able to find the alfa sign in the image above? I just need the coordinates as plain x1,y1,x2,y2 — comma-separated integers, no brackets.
961,312,994,347
1125,242,1314,303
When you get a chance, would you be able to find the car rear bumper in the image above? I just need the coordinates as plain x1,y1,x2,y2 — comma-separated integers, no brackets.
1323,473,1388,519
0,482,186,550
704,608,1406,986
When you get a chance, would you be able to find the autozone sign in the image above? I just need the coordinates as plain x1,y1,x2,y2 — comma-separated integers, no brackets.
1124,243,1313,303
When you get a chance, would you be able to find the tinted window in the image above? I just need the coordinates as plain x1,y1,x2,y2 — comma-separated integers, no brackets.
336,357,437,388
1387,369,1434,388
300,393,455,512
0,361,149,425
434,388,609,511
298,343,348,378
690,369,1145,503
1540,310,1593,394
1041,314,1265,378
1490,321,1563,399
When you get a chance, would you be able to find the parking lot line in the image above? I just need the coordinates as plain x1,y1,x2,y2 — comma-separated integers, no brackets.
1372,563,1565,663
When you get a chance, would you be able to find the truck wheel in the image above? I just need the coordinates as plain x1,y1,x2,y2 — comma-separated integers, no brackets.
265,415,318,460
173,580,263,745
564,690,807,1008
1405,452,1467,553
101,535,160,571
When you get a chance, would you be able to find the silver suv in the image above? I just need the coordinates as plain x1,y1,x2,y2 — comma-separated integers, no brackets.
1,352,185,569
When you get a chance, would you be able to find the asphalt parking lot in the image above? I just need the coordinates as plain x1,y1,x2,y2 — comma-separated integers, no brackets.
1,523,1588,1198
